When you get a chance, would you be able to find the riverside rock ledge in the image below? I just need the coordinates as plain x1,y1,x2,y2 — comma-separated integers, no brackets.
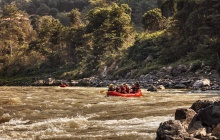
156,99,220,140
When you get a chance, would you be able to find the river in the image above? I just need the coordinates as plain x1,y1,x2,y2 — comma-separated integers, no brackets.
0,86,219,140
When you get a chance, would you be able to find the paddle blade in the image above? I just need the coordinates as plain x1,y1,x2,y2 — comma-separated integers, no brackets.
100,90,106,93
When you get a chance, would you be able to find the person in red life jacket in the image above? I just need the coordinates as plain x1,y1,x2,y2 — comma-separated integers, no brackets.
130,84,136,93
120,84,126,94
108,84,115,91
65,82,69,87
135,81,140,92
115,84,120,92
125,84,130,93
60,82,65,87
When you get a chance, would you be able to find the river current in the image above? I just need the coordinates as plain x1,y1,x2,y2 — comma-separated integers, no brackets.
0,86,219,140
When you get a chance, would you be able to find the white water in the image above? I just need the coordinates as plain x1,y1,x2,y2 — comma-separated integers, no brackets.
0,86,219,140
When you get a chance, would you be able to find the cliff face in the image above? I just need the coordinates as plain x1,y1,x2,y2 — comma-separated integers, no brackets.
156,100,220,140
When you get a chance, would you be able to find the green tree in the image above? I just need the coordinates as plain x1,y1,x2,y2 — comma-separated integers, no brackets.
161,0,177,18
56,12,69,26
48,0,58,7
87,3,134,65
0,4,32,57
25,1,37,14
28,16,65,67
0,4,37,75
119,0,157,24
67,9,82,27
1,3,19,18
87,3,133,43
49,8,59,17
157,0,163,7
66,26,92,65
142,8,164,31
36,3,50,16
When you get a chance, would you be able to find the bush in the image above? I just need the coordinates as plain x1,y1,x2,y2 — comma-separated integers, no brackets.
142,8,164,31
189,60,203,72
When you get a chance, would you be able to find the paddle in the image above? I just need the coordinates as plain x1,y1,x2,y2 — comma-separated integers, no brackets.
100,90,106,93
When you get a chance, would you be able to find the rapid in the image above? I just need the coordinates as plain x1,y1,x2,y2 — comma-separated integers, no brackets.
0,86,219,140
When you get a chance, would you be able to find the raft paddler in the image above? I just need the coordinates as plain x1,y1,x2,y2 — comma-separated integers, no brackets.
125,84,130,93
115,84,120,92
108,84,115,91
135,81,140,92
130,84,136,93
120,84,126,94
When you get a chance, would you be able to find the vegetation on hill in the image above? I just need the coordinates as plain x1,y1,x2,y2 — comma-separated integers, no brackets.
0,0,219,84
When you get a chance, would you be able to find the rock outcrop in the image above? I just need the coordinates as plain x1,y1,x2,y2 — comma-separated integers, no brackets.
156,100,220,140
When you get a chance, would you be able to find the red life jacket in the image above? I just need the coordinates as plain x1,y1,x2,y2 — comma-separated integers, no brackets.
115,86,120,92
125,86,130,93
120,86,126,93
131,86,136,93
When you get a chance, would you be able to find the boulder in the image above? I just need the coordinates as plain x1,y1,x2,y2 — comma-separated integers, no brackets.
171,65,188,77
157,85,165,90
212,123,220,138
33,79,45,86
147,84,157,92
196,105,220,127
190,100,215,113
156,120,189,140
45,77,55,85
175,108,196,129
156,100,220,140
162,80,174,88
192,79,210,89
187,121,207,138
173,83,187,89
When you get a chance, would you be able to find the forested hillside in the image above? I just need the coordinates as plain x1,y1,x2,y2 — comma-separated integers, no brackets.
0,0,219,84
0,0,157,25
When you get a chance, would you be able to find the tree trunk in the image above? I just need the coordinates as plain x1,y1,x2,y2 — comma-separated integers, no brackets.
10,40,13,57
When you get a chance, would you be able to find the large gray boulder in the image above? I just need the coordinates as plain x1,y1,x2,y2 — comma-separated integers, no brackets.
175,108,196,130
196,105,220,127
147,84,157,92
171,65,188,77
192,79,210,89
190,100,216,113
156,120,189,140
156,100,220,140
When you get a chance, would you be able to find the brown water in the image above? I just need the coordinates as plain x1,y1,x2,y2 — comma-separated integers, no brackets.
0,86,219,140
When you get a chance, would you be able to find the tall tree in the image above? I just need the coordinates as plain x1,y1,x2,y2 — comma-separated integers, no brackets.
142,8,164,31
87,3,134,65
67,9,82,27
0,4,36,74
28,15,65,67
0,4,33,57
36,3,50,16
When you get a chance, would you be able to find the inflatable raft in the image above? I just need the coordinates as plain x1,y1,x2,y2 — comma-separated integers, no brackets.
107,90,142,97
59,84,69,87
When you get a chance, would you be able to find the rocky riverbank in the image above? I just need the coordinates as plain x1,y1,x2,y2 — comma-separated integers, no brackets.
32,65,220,91
156,99,220,140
